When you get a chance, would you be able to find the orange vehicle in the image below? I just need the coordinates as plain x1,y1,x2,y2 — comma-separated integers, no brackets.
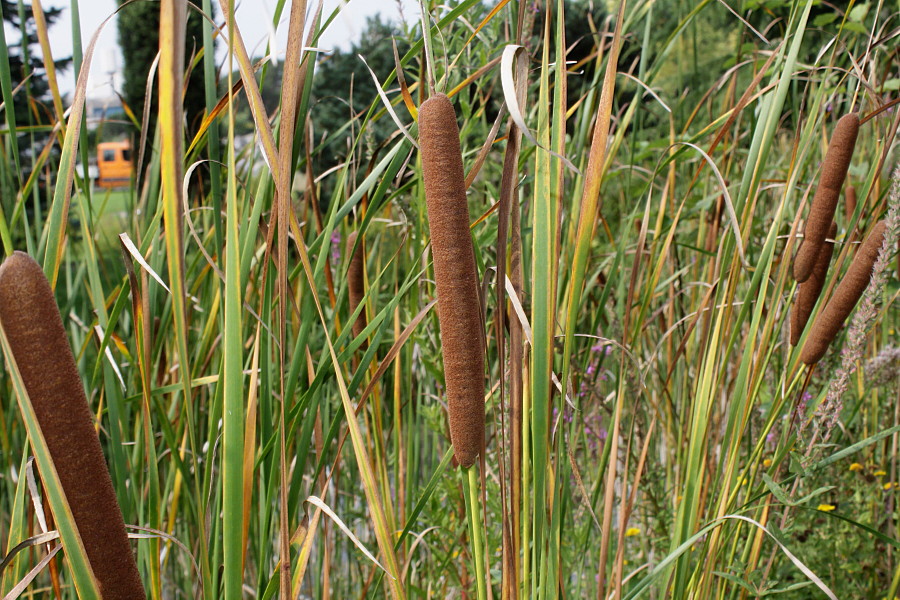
96,141,133,188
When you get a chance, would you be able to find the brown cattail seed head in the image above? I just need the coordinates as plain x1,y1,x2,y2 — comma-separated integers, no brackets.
346,231,368,345
0,252,145,599
794,113,859,282
790,222,836,346
844,185,857,224
418,93,485,468
801,220,887,365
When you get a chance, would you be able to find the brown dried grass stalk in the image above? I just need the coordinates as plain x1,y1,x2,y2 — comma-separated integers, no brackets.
0,252,145,599
791,222,837,346
844,185,857,223
419,93,485,468
794,113,859,282
801,221,887,365
346,231,368,345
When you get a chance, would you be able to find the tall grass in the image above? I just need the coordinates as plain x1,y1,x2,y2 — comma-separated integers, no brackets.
0,0,898,598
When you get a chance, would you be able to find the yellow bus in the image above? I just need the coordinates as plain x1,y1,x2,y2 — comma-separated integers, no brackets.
97,141,132,188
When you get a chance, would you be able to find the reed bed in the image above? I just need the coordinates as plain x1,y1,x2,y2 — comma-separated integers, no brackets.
0,1,898,599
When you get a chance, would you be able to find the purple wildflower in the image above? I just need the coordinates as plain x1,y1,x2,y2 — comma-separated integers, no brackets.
330,230,341,262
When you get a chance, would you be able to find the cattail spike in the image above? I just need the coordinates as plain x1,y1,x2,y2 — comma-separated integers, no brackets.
346,231,368,346
790,222,836,346
0,252,145,599
801,221,887,365
794,113,859,282
418,93,485,469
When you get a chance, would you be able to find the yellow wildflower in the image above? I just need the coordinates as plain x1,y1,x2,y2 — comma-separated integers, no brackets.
625,528,641,537
763,458,772,468
884,482,894,491
816,504,836,512
874,470,887,477
849,463,863,472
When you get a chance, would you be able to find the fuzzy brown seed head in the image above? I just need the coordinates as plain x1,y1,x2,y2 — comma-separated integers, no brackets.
790,222,836,346
801,221,886,365
346,231,368,345
0,252,145,599
794,113,859,282
418,93,485,468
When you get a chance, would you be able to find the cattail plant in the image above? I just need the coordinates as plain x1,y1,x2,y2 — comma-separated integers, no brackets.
791,222,837,346
346,231,368,346
801,220,887,365
0,252,145,599
794,113,859,282
418,93,485,469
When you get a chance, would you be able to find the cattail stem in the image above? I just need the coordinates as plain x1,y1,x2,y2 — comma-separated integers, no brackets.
0,252,145,599
462,465,488,600
794,113,859,282
790,222,836,346
418,93,485,468
801,221,887,365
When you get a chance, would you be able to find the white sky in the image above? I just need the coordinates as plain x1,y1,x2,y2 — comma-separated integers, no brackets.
37,0,416,97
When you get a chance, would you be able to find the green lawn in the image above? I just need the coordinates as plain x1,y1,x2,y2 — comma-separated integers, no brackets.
83,187,135,255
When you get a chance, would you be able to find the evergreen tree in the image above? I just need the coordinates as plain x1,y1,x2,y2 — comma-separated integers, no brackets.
0,0,69,125
0,0,70,199
309,15,410,188
116,0,211,137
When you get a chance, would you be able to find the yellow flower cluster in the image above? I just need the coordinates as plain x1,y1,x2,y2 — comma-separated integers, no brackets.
845,462,895,490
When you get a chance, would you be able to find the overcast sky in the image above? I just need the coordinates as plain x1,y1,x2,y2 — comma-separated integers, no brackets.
38,0,415,97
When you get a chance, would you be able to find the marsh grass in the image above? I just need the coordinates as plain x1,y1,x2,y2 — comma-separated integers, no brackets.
0,0,898,598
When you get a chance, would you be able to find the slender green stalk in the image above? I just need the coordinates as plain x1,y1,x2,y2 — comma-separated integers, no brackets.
463,466,488,600
221,0,244,594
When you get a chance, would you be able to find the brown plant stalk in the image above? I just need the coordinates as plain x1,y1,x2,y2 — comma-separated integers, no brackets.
346,231,368,346
844,184,857,223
